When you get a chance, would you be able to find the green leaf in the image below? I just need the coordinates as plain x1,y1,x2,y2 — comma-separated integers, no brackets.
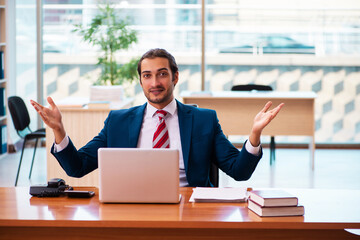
72,2,138,86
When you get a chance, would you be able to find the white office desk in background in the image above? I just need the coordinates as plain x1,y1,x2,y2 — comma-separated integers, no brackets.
46,98,134,187
181,91,317,169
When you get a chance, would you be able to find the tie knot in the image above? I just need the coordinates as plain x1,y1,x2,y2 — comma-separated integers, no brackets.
155,110,167,120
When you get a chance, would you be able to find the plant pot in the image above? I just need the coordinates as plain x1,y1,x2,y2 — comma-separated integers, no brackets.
90,85,125,103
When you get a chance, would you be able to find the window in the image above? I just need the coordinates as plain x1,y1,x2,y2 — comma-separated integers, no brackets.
13,0,357,144
42,0,202,106
14,0,37,142
205,1,360,143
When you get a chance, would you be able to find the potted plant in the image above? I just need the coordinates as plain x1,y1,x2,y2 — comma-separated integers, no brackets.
73,2,138,103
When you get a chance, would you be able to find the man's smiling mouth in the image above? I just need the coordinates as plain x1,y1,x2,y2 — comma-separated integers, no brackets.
150,89,164,95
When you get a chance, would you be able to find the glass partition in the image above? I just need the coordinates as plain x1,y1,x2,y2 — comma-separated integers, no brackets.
33,0,360,143
14,0,37,142
42,0,202,106
205,0,360,143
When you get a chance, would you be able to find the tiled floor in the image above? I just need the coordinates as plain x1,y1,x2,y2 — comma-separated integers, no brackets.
0,147,47,187
220,148,360,190
0,146,359,189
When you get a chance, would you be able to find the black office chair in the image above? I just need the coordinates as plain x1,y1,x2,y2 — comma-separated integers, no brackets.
8,96,46,186
186,103,219,187
231,84,272,92
209,160,219,187
231,84,276,165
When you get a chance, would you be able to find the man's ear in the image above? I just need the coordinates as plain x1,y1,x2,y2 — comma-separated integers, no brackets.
173,71,179,86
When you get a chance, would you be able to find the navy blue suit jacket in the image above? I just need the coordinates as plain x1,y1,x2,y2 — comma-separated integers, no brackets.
52,100,262,187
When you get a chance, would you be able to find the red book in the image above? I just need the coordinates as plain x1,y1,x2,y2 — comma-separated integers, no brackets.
249,190,298,207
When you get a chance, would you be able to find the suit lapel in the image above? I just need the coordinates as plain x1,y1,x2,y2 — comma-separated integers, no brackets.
128,103,146,147
177,100,192,171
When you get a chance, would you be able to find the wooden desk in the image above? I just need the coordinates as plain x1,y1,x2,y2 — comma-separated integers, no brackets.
46,98,133,187
181,91,317,169
0,187,359,240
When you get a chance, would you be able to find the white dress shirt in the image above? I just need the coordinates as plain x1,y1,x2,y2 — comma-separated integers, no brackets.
136,98,189,186
54,98,261,186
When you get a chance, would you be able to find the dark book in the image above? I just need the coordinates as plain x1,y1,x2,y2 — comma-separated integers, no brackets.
0,125,6,154
249,189,298,207
0,51,4,79
0,88,5,116
248,199,304,217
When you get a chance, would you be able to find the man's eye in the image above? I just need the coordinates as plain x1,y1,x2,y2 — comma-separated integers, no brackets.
159,72,168,77
143,74,151,78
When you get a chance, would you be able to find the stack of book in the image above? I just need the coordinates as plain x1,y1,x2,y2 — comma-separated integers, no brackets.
248,190,304,217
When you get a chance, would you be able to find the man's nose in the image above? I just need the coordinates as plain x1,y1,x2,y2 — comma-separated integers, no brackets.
151,76,161,86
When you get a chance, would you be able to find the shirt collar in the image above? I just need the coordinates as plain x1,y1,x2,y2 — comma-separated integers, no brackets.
146,98,177,118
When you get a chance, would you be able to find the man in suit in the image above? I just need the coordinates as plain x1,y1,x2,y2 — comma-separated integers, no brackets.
31,48,284,187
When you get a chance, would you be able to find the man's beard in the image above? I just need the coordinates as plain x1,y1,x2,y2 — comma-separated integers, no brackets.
147,88,172,104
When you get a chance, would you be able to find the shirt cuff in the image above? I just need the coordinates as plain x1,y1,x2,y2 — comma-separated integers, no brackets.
53,135,69,153
245,139,261,156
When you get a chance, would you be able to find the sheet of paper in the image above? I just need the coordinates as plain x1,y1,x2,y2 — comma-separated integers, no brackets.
189,187,248,203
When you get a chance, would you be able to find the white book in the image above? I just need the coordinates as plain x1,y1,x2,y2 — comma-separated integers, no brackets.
249,189,299,207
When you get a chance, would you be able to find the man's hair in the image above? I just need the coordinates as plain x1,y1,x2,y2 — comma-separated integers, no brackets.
137,48,179,80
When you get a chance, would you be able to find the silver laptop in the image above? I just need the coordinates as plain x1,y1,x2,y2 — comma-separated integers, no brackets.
98,148,180,203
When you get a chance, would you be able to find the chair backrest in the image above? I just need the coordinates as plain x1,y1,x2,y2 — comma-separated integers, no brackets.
8,96,31,132
209,161,219,187
231,84,273,91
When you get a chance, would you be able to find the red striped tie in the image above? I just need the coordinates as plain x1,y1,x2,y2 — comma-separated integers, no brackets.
153,110,170,148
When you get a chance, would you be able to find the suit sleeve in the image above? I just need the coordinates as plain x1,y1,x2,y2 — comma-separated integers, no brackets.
51,111,111,177
212,111,263,181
